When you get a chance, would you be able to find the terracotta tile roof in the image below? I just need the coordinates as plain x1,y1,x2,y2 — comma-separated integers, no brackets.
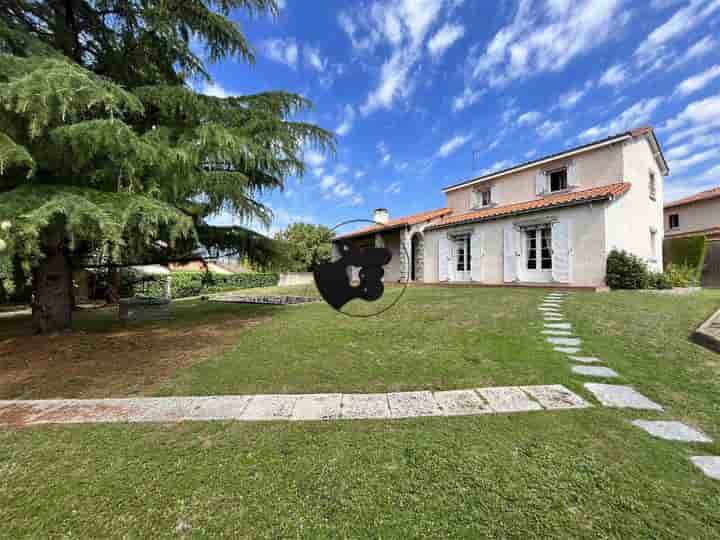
427,182,631,230
664,186,720,209
665,226,720,240
336,208,453,239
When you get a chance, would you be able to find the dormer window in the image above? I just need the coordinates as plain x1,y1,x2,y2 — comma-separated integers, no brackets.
549,167,568,192
472,187,492,209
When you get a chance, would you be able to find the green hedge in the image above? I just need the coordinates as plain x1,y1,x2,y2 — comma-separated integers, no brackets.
663,236,707,279
135,271,279,299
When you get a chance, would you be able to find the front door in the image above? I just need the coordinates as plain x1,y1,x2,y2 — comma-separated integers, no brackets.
454,237,471,281
524,226,552,282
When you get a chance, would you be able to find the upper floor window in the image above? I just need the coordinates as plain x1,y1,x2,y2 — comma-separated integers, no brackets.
669,213,679,229
548,167,568,192
649,171,657,201
472,188,492,208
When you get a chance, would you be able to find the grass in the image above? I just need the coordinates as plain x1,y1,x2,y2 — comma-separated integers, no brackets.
2,286,720,537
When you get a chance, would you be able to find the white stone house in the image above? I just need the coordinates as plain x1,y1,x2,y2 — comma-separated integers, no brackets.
338,127,668,288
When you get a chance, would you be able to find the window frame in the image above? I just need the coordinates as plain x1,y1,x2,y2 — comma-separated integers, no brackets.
669,213,679,230
547,167,568,193
649,170,657,201
472,187,492,209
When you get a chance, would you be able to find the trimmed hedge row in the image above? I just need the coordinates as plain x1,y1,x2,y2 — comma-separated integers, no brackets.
137,271,279,299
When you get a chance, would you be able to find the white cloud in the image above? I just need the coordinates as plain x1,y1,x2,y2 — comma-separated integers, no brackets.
428,22,465,60
679,35,718,64
355,170,367,178
579,98,664,140
263,38,299,68
452,86,484,112
517,111,542,126
361,49,416,115
557,86,589,110
479,159,513,176
666,133,720,160
635,0,720,68
335,164,350,175
304,148,326,167
320,175,337,190
663,94,720,136
668,148,720,173
313,167,325,177
674,65,720,97
276,0,287,9
436,133,471,158
524,149,537,159
304,46,327,71
377,141,391,165
599,64,627,87
336,105,355,136
342,0,446,115
197,81,234,98
466,0,625,89
537,120,565,139
385,182,402,194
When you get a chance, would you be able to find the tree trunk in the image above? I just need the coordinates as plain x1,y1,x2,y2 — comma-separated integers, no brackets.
31,221,74,334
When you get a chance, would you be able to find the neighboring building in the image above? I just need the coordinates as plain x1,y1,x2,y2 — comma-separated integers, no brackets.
664,185,720,288
337,127,668,288
664,186,720,241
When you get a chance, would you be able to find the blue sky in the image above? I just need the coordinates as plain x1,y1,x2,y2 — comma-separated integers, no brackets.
203,0,720,235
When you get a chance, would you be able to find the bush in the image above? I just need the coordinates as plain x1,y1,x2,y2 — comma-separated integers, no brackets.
647,271,672,290
132,271,279,299
664,263,701,288
606,249,649,289
663,236,707,279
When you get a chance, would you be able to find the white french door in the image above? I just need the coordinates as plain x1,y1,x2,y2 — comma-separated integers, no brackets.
524,226,553,282
453,237,471,281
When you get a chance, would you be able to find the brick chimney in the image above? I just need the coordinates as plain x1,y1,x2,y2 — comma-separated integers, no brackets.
373,208,389,224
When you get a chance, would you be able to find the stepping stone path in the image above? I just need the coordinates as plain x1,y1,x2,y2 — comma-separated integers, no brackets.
545,322,572,330
631,420,712,443
546,337,582,347
690,456,720,480
0,385,592,427
555,346,581,354
542,330,573,336
568,355,601,364
571,365,619,378
583,384,663,410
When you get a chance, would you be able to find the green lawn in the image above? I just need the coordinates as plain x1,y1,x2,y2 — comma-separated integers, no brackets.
2,286,720,538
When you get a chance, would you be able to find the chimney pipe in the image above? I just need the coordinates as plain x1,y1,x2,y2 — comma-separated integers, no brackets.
373,208,389,224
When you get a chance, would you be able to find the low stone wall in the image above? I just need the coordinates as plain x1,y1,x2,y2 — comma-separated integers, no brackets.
692,307,720,353
278,272,315,287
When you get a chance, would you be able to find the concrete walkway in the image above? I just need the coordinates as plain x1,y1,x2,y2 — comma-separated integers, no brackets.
0,384,591,427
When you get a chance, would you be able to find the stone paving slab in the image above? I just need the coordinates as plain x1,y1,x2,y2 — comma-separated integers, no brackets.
434,390,491,416
568,356,602,363
242,394,297,420
571,365,619,378
690,456,720,480
542,330,573,336
0,385,594,426
476,387,543,413
547,337,582,346
387,391,440,418
293,394,342,420
544,316,565,321
340,394,390,419
521,385,591,409
555,346,581,354
584,384,663,410
538,307,562,312
632,420,712,442
545,322,572,329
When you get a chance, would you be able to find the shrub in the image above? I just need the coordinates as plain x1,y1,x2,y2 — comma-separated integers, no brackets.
664,263,701,288
663,236,707,279
647,271,672,290
131,271,279,299
606,249,649,289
